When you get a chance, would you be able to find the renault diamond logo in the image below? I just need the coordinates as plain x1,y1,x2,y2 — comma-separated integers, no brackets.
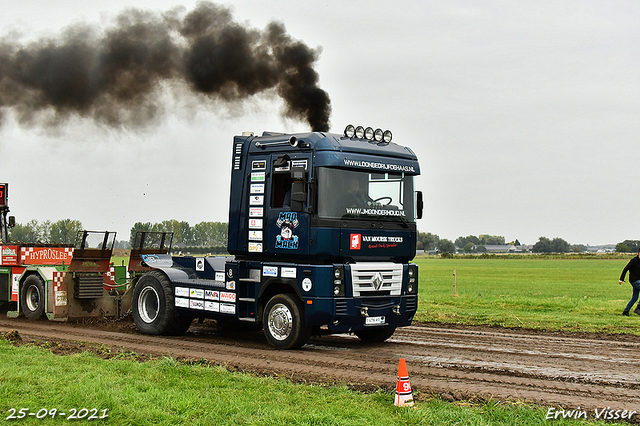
372,272,384,291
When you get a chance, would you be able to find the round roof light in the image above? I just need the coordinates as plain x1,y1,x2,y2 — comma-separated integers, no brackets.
364,127,374,140
344,124,355,138
374,128,383,142
383,130,393,143
355,126,365,139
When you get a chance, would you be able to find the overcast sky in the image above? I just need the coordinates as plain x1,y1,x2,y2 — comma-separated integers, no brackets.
0,0,638,246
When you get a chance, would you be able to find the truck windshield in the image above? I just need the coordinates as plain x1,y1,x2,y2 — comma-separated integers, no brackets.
317,168,415,222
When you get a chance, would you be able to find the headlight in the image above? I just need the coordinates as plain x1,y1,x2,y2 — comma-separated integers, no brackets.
374,128,383,142
355,126,365,139
383,130,392,143
407,265,418,294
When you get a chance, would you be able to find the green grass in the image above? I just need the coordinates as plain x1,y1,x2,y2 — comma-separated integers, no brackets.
110,256,129,267
0,340,620,426
414,256,637,334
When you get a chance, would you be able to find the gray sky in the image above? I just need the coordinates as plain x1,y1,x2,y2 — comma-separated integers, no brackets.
0,0,638,246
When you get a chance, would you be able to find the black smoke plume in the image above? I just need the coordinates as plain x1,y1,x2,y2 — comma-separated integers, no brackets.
0,2,331,131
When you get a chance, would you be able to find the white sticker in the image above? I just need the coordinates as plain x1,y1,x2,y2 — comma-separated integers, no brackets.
196,258,205,272
190,288,204,299
251,172,265,182
249,207,263,217
248,219,263,229
175,287,190,297
249,230,263,241
215,272,225,282
226,280,236,290
55,291,67,306
281,267,297,279
205,301,220,312
220,292,236,303
292,159,308,170
250,184,265,194
302,278,313,292
190,299,205,310
263,266,278,277
248,242,263,252
220,303,236,314
205,290,220,300
175,297,189,308
249,195,264,206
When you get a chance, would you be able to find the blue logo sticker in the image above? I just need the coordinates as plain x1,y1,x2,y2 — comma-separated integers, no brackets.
275,212,299,249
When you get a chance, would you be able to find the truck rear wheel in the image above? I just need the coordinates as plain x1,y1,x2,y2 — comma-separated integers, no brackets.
21,275,46,320
132,270,192,336
263,293,310,349
355,326,397,342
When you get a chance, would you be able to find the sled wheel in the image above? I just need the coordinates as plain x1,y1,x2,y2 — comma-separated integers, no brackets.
133,270,192,335
21,275,46,320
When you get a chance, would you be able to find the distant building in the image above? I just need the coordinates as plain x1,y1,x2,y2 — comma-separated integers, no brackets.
484,245,531,253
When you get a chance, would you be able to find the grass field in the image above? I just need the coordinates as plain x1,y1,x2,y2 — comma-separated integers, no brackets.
0,339,617,426
413,256,638,335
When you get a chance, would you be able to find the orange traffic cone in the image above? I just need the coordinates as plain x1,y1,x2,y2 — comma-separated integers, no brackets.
394,358,414,407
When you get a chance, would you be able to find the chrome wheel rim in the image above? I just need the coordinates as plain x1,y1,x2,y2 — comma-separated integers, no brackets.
267,303,293,341
25,285,40,312
138,286,160,323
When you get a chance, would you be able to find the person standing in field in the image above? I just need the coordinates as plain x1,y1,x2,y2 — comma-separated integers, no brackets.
619,248,640,316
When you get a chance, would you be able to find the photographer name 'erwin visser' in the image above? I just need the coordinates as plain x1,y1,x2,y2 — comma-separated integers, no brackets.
546,406,636,421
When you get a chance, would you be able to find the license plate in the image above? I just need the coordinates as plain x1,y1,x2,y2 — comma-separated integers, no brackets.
365,316,385,325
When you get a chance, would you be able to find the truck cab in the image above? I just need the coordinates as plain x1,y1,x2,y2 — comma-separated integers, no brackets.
132,126,422,349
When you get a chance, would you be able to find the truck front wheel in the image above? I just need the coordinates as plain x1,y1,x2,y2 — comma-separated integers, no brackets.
355,326,397,343
263,293,310,349
21,275,46,319
132,271,192,336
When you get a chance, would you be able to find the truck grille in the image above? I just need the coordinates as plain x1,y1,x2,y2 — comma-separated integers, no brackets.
74,274,104,299
349,262,402,297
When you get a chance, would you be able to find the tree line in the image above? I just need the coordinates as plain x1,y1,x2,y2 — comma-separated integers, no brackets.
129,220,227,249
9,219,84,245
7,219,228,249
416,233,634,254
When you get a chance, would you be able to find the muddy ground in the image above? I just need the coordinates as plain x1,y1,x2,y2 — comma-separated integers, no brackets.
1,314,639,418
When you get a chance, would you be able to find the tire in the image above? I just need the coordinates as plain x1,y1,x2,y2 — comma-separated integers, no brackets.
132,270,192,336
20,275,46,320
262,293,310,349
355,326,397,343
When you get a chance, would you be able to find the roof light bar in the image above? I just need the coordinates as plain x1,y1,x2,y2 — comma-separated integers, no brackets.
344,124,393,143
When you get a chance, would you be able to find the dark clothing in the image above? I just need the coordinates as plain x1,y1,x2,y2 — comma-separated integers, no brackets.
620,256,640,283
624,280,640,313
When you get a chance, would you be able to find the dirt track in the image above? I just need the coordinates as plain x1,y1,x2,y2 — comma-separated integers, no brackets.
1,316,639,414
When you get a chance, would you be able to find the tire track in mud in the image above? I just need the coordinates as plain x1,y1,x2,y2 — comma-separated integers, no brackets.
1,318,639,412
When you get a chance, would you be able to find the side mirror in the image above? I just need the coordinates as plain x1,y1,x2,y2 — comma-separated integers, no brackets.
290,182,306,212
8,216,15,228
416,191,423,220
290,166,307,212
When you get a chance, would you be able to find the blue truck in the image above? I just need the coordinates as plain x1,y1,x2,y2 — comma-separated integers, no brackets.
132,125,423,349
